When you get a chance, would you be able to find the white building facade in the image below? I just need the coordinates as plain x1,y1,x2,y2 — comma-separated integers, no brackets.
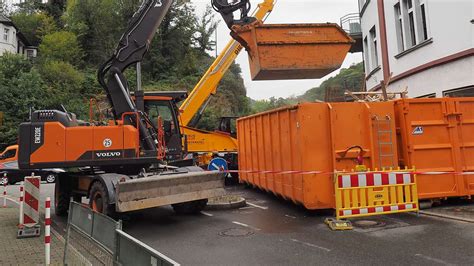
359,0,473,97
0,14,36,58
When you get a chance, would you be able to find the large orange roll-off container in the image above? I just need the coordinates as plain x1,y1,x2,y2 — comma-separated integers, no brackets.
237,102,398,209
394,98,474,199
231,23,354,80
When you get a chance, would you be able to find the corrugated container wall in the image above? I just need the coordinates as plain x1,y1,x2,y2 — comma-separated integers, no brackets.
237,102,398,209
395,98,474,198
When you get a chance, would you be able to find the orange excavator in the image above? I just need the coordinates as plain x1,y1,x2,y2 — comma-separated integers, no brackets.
17,0,257,216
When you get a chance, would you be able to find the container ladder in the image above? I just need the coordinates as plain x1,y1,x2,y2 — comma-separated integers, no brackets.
374,115,395,168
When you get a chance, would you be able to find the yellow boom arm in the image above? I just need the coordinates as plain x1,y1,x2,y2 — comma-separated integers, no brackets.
179,0,275,126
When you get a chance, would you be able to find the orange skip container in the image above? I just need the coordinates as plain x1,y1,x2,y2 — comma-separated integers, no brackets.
395,98,474,199
237,102,398,209
231,23,354,80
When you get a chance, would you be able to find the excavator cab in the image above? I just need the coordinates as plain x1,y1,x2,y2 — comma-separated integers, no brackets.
217,116,238,138
139,91,188,162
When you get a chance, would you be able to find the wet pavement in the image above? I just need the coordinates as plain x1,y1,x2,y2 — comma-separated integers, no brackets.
420,201,474,223
10,183,474,265
121,186,474,265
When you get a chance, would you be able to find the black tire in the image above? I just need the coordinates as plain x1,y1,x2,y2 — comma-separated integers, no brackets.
172,199,208,215
55,182,70,217
88,181,116,217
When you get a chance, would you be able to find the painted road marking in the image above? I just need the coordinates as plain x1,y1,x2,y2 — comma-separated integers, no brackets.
285,214,297,219
415,254,455,265
290,239,331,252
232,221,261,231
247,202,268,210
201,211,214,217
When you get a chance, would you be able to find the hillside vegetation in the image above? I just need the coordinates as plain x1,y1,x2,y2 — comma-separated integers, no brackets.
0,0,248,146
250,62,364,113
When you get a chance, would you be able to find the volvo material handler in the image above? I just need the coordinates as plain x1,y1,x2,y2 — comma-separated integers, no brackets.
17,0,226,217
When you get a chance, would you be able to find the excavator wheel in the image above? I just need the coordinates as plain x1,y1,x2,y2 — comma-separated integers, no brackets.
55,175,72,216
172,199,208,215
55,182,70,217
89,181,116,217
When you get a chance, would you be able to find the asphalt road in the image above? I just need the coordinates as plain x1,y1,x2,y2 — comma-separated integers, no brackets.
5,183,474,265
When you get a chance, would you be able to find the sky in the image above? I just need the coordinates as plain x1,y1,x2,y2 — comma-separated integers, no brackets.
192,0,363,100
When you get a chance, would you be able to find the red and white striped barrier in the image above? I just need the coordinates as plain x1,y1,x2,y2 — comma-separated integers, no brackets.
19,182,24,225
2,173,6,208
45,197,51,265
337,172,414,188
23,175,41,227
339,203,418,217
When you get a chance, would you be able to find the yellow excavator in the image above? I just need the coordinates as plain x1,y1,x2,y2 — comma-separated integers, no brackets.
166,0,275,172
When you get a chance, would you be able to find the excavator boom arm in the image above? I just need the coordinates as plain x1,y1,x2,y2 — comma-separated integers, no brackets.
98,0,173,151
179,0,274,127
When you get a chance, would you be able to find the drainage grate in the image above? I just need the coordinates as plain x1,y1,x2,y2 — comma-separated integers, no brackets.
218,228,254,237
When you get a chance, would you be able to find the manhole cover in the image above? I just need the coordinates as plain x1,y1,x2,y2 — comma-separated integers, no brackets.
353,220,386,228
218,228,254,237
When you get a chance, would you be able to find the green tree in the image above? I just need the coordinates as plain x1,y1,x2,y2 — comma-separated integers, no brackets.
63,0,128,65
39,31,83,65
0,54,47,145
194,5,218,53
11,12,57,45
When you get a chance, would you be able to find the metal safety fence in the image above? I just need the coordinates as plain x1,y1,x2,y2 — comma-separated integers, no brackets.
64,202,179,266
335,169,419,220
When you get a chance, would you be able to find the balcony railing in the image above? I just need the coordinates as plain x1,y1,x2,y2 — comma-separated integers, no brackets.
340,13,361,35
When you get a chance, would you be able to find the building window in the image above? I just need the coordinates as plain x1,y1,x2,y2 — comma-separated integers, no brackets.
394,3,404,52
3,28,9,42
369,26,379,70
363,36,370,71
420,2,428,41
396,0,429,51
26,50,34,59
443,86,474,97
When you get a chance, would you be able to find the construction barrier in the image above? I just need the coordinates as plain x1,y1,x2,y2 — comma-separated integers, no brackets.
23,175,41,226
18,176,41,238
19,182,24,225
335,170,419,220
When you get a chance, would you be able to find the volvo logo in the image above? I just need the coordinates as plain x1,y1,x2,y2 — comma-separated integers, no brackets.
96,151,121,158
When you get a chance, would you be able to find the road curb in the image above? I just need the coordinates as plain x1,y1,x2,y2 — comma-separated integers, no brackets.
206,196,246,210
419,210,474,223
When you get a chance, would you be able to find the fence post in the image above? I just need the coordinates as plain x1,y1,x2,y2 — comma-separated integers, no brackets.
114,219,122,264
45,197,51,265
2,173,6,208
19,181,24,225
63,200,73,265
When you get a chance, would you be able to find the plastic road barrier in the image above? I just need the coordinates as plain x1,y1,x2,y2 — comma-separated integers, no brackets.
335,170,419,220
18,175,41,238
